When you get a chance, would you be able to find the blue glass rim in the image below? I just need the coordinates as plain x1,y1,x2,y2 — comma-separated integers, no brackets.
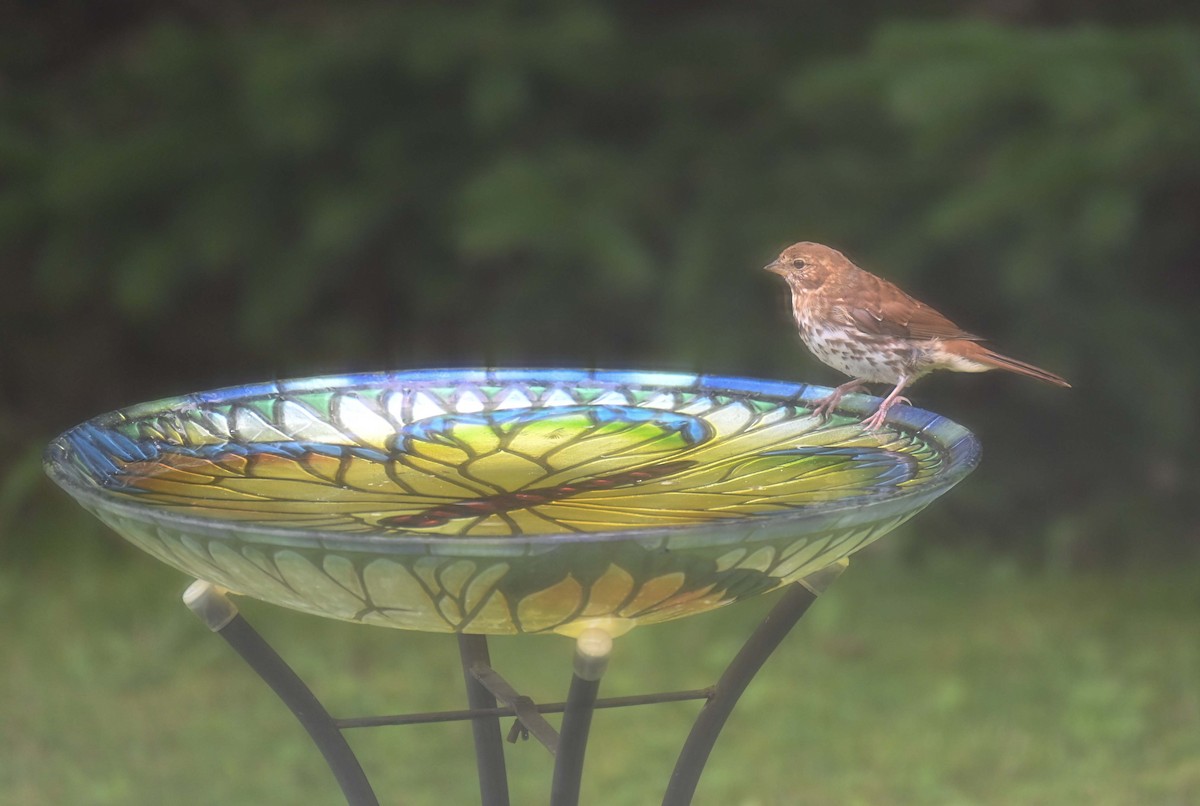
44,367,982,551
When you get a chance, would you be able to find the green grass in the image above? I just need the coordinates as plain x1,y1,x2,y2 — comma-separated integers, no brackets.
3,528,1199,805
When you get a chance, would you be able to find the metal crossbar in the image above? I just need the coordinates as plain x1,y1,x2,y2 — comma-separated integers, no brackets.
185,567,841,806
334,688,715,730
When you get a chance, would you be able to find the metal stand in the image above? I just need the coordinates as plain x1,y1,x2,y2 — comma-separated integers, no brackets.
184,562,844,806
183,583,379,806
551,628,611,806
458,634,511,806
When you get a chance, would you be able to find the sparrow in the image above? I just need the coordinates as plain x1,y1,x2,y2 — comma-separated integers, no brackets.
765,242,1070,430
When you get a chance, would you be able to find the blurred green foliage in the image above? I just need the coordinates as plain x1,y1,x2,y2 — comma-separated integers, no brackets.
5,548,1200,803
1,3,1197,561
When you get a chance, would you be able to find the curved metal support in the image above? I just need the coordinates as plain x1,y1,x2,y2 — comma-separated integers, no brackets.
183,582,379,806
182,562,843,806
662,561,846,806
550,629,613,806
458,634,512,806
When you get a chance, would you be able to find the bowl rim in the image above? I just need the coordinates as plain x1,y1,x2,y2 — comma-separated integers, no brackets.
43,367,981,551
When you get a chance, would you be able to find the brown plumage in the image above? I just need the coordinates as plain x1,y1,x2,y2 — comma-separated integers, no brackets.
764,242,1069,430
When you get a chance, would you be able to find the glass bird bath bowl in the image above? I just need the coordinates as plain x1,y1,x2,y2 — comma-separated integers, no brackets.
45,369,980,805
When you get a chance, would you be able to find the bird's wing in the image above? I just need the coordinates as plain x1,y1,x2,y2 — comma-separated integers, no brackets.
836,273,982,341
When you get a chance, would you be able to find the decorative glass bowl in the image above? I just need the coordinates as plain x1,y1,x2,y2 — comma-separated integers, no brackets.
45,369,979,636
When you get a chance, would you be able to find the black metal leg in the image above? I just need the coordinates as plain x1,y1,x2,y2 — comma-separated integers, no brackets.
182,561,843,806
550,629,613,806
183,582,379,806
662,561,846,806
458,634,512,806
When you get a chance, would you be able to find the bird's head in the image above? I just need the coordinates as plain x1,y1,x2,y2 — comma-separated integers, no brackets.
763,242,846,292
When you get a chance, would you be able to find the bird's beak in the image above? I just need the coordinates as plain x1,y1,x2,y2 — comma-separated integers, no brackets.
763,260,784,275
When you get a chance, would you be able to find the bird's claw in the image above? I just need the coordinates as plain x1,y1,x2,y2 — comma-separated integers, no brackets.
809,382,866,421
860,411,888,431
810,396,840,420
860,396,912,431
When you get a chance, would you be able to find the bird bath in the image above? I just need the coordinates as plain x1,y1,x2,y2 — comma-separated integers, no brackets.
45,369,979,805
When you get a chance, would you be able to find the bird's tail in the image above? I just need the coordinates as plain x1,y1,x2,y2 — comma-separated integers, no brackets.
950,340,1071,388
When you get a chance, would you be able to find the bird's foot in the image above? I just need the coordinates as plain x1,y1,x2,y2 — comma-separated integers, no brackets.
811,395,841,419
860,396,911,431
811,381,865,420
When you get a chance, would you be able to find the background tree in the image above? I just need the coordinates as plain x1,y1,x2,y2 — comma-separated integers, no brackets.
2,2,1197,563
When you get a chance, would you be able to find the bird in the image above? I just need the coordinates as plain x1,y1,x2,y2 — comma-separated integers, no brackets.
764,242,1070,430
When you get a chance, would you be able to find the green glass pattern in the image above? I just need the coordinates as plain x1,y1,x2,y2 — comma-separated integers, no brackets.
45,370,979,636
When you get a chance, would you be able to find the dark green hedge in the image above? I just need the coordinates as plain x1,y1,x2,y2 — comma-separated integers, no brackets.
3,5,1197,562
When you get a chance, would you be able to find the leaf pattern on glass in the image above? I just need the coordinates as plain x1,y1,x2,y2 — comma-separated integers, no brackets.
65,393,942,536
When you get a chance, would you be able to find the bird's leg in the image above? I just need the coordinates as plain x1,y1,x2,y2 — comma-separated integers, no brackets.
811,379,866,419
861,375,911,431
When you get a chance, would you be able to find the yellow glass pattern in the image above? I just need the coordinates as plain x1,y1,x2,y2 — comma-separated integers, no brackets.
46,371,978,634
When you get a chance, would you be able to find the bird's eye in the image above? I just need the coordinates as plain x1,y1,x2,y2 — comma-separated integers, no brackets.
791,259,807,269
